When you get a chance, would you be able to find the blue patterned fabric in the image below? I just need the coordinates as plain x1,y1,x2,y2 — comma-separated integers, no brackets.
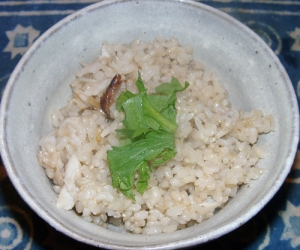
0,1,299,249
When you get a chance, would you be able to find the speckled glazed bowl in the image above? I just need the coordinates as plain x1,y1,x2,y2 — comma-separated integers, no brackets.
0,0,298,249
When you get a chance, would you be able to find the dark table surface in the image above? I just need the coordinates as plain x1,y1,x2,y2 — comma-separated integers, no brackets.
0,0,300,249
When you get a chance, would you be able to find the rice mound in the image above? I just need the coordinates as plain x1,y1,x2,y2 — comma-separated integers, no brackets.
37,37,275,234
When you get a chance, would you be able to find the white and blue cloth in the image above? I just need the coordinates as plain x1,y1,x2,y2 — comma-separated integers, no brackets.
0,1,299,249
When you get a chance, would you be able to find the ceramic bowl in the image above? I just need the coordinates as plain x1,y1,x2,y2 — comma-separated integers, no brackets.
0,0,299,249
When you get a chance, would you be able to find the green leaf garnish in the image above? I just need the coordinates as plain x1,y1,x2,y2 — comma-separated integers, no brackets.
107,72,189,200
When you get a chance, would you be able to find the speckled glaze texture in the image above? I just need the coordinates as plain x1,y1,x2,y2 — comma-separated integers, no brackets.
0,0,298,249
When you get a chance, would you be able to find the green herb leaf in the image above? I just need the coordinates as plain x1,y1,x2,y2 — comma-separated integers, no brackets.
136,71,147,92
136,162,150,194
156,78,190,95
107,131,175,200
107,72,189,200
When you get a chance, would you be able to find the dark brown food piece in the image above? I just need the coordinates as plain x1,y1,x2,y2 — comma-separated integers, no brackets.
100,74,122,120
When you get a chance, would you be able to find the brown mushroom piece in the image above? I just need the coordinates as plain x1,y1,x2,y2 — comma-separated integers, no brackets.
100,74,122,120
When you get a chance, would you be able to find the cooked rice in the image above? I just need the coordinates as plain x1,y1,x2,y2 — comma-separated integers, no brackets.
37,37,275,234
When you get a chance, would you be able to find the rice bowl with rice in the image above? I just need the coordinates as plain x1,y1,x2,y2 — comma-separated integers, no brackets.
37,37,275,235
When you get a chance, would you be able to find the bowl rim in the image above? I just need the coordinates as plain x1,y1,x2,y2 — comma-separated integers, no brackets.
0,0,299,249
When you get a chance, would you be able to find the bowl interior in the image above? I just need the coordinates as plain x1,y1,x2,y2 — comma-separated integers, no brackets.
0,0,298,249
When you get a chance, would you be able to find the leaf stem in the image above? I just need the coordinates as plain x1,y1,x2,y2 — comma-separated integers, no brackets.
143,96,177,132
